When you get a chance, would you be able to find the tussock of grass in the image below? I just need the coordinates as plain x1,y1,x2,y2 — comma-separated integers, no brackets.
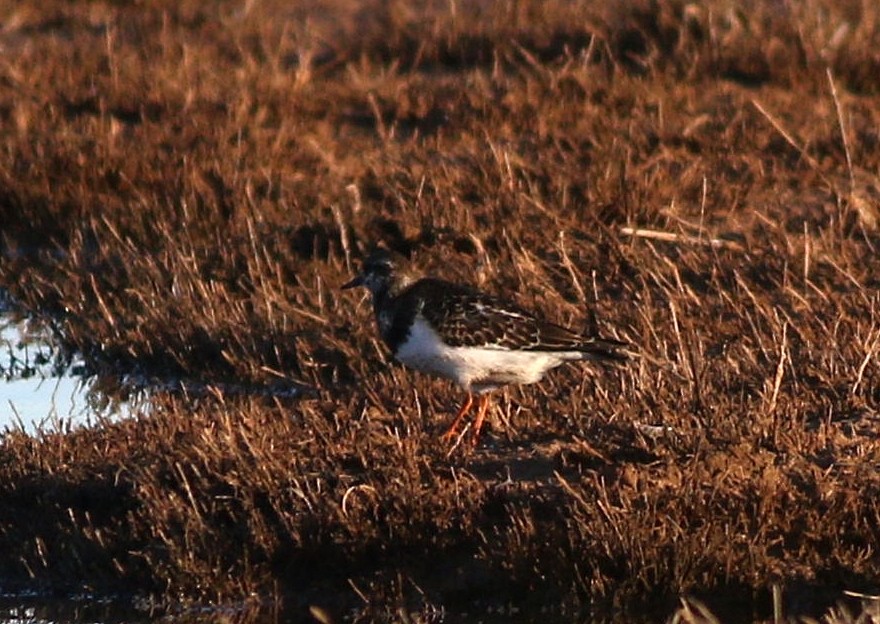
1,0,880,620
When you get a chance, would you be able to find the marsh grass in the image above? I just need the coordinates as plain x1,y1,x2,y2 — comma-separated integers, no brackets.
1,0,879,621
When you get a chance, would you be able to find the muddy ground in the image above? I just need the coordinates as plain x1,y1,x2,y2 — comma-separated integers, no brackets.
1,0,879,621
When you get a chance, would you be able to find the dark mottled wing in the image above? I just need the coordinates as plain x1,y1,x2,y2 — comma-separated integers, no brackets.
405,278,626,360
531,321,628,361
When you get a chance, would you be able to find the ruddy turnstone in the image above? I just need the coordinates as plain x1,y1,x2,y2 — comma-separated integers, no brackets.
342,248,626,446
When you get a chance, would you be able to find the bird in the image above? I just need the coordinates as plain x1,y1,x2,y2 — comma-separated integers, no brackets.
342,247,627,447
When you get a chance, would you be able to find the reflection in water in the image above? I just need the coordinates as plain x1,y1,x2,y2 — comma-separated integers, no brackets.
0,298,135,436
0,594,268,624
0,289,309,437
0,595,345,624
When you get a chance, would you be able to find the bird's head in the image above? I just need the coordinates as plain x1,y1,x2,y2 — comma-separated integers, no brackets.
342,248,408,297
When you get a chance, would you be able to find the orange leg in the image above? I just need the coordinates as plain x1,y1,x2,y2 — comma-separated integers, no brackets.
470,395,491,446
441,393,473,442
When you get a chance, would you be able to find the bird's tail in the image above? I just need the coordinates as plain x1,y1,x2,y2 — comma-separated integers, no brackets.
580,337,629,362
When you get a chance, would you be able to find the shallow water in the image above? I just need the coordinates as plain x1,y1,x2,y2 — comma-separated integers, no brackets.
0,593,129,624
0,303,134,436
0,596,576,624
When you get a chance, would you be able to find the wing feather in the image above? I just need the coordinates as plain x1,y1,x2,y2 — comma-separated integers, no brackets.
401,278,626,360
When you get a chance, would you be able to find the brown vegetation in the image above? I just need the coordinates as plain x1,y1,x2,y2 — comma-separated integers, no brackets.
1,0,879,621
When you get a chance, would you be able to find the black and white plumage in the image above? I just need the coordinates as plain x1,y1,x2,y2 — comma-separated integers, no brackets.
342,248,626,445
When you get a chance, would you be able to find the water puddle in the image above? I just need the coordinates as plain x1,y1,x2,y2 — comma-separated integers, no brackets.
0,290,311,437
0,295,136,436
0,593,559,624
0,596,146,624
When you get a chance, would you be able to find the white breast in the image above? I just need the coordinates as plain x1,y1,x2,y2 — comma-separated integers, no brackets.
394,316,583,392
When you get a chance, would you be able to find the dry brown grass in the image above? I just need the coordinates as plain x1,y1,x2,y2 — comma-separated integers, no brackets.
1,0,879,621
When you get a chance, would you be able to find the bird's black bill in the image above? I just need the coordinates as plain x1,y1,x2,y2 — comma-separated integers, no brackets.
341,275,365,289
